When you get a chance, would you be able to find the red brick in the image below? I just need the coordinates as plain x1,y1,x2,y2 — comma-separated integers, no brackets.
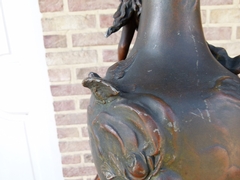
53,100,75,111
44,35,67,48
39,0,63,12
72,32,120,47
201,10,206,24
48,69,71,82
76,67,97,80
55,113,88,125
203,27,232,40
62,154,81,164
79,99,90,110
46,50,98,66
76,67,108,79
68,0,117,11
102,49,118,62
237,27,240,39
59,140,90,152
41,15,96,32
63,166,97,177
79,166,97,176
100,14,113,28
51,84,90,96
84,153,93,163
81,126,89,138
57,127,79,139
201,0,233,6
210,9,240,24
63,166,80,177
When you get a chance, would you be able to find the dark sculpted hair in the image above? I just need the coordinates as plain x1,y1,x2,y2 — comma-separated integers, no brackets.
106,0,142,37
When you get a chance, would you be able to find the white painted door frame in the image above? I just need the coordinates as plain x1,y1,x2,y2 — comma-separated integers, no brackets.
0,0,63,179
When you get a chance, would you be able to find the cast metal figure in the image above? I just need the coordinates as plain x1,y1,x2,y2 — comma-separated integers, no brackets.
83,0,240,179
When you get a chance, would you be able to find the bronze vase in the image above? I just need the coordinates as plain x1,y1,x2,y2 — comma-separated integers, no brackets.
83,0,240,179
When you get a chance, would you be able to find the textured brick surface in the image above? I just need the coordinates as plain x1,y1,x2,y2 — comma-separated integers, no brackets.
68,0,117,11
59,140,90,153
203,27,232,40
72,32,120,47
42,15,96,32
102,49,118,62
210,9,240,23
48,69,71,82
46,50,98,66
51,84,90,96
76,66,108,79
81,126,89,137
63,166,97,177
79,99,90,110
201,0,233,5
39,0,63,12
62,154,81,164
55,113,87,125
84,154,93,163
44,35,67,48
237,27,240,39
57,127,79,139
53,100,75,111
201,10,207,24
99,14,113,28
39,0,240,179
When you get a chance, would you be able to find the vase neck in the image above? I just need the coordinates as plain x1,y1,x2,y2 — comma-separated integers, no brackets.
105,0,238,96
133,0,208,54
120,0,238,92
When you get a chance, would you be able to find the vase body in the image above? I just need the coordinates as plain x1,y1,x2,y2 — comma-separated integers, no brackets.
83,0,240,179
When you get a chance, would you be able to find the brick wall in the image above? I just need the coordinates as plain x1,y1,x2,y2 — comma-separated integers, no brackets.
39,0,240,179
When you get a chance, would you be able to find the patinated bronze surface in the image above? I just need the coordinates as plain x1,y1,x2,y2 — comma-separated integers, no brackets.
83,0,240,179
106,0,240,75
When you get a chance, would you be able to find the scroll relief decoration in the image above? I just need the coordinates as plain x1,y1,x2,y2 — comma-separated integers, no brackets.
83,73,181,179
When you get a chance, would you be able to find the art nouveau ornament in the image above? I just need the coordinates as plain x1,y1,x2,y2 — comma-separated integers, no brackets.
83,0,240,179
